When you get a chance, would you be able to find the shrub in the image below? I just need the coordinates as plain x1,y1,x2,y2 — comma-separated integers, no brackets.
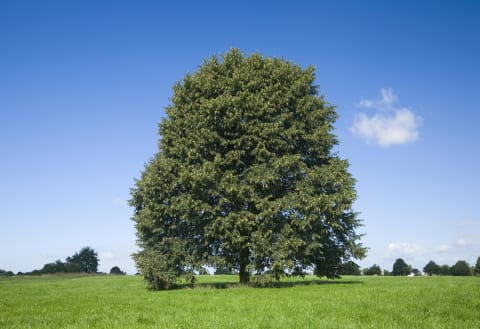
251,275,274,288
109,266,126,275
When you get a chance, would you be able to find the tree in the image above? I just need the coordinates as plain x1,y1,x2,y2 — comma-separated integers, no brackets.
392,258,411,276
130,49,366,289
423,260,441,276
339,261,361,275
439,264,450,276
363,264,382,276
66,247,99,273
0,269,15,277
110,266,126,275
474,257,480,276
450,260,471,276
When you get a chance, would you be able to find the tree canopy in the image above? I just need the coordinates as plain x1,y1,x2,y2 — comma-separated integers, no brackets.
363,264,382,276
392,258,411,276
66,247,99,273
130,49,365,289
423,260,441,276
449,260,471,276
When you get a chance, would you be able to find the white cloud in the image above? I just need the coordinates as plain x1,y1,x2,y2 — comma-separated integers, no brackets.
386,242,427,257
351,89,422,147
434,244,452,253
455,238,468,247
100,250,116,260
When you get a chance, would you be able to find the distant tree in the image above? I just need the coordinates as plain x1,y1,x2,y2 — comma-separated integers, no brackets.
439,264,450,276
474,257,480,276
130,49,366,289
363,264,382,276
66,247,99,273
0,269,14,276
411,268,421,276
423,260,441,276
450,260,471,276
65,262,81,273
383,269,391,276
339,261,361,275
41,262,58,274
392,258,411,276
109,266,126,275
40,259,66,274
214,265,235,275
198,267,209,275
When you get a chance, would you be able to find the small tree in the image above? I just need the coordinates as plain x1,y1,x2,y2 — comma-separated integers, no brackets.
450,260,471,276
109,266,126,275
423,260,441,276
66,247,99,273
363,264,382,276
439,264,450,276
474,257,480,276
339,261,361,275
392,258,411,276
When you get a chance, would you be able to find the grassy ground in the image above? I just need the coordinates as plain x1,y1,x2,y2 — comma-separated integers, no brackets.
1,274,479,329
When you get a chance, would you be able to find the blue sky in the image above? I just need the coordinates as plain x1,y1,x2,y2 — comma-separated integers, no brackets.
2,0,479,274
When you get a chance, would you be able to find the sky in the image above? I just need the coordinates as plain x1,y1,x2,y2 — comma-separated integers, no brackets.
1,0,479,274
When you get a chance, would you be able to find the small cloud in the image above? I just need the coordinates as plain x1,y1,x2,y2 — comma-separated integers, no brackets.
351,89,422,147
455,238,468,247
100,251,116,260
435,245,452,253
386,242,427,257
358,88,397,110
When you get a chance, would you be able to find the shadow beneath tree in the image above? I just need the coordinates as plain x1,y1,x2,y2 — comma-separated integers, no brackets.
184,277,363,290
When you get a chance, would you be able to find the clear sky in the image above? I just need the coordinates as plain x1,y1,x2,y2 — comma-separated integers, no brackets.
2,0,479,274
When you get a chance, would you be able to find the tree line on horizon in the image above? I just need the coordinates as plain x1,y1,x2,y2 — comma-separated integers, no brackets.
0,247,125,276
339,257,480,276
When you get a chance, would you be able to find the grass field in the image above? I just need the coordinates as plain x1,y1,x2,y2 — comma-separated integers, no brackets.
1,274,479,329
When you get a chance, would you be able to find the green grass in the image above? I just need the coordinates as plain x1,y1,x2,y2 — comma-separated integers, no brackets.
1,274,479,328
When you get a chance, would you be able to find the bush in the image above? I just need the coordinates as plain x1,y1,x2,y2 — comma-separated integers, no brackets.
109,266,126,275
133,249,180,290
251,274,274,288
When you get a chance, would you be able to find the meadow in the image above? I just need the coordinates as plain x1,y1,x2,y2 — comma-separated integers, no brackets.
1,274,479,329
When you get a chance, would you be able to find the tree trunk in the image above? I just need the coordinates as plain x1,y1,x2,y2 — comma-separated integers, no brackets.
239,248,250,285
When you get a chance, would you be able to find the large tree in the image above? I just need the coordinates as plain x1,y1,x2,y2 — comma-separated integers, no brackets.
130,49,365,289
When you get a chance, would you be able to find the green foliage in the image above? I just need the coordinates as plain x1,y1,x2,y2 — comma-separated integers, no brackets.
66,247,99,273
0,269,14,277
339,260,361,275
450,260,471,276
392,258,411,276
474,256,480,276
109,266,126,275
439,264,450,276
133,248,182,290
198,267,209,275
423,260,441,276
363,264,382,276
130,49,365,288
251,274,275,288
